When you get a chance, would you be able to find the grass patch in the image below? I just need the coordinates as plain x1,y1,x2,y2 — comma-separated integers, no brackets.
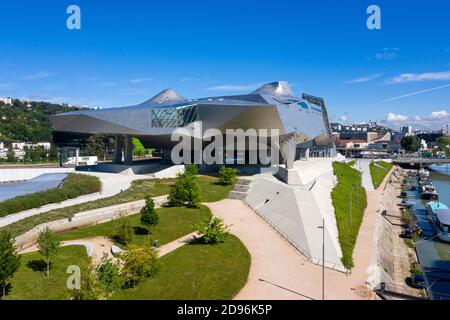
197,176,234,202
1,176,233,239
59,205,212,246
331,162,368,269
369,161,393,189
0,173,101,218
0,178,174,238
113,234,250,300
5,246,89,300
6,235,249,300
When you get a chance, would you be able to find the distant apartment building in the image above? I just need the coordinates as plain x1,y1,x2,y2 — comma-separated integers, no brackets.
0,97,12,105
12,141,51,151
400,125,413,135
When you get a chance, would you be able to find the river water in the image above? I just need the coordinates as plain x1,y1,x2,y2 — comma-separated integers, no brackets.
408,164,450,300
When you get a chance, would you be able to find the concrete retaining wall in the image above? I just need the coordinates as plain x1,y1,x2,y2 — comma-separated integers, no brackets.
0,167,75,183
14,195,168,250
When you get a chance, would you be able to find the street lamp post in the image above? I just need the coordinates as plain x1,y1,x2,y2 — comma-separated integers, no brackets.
318,219,325,300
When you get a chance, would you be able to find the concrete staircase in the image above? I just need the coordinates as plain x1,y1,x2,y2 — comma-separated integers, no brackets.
228,178,252,200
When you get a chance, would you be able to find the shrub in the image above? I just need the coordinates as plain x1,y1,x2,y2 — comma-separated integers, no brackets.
95,254,124,299
0,173,101,218
120,243,159,287
168,172,201,208
218,167,239,186
185,164,199,176
196,216,231,244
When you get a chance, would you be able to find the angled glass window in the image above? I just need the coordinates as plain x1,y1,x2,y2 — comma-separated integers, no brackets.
151,105,199,128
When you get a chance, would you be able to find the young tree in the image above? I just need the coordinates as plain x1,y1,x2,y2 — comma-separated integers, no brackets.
120,243,159,288
69,261,101,300
218,166,239,185
132,138,146,158
196,216,231,244
115,217,134,245
85,134,105,158
6,146,15,163
95,254,124,300
0,231,21,299
37,227,61,277
140,196,159,236
168,172,201,208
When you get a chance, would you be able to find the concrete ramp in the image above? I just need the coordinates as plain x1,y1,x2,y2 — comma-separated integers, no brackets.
245,173,345,272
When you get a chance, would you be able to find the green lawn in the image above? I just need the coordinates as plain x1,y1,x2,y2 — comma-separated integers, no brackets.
369,161,393,189
113,235,250,300
331,162,368,269
59,205,212,246
1,175,232,238
5,246,89,300
6,235,250,300
197,176,234,202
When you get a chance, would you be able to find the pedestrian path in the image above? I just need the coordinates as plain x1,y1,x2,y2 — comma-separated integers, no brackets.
356,159,375,191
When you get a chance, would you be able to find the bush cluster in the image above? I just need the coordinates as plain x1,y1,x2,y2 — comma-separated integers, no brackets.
218,167,239,185
0,173,101,218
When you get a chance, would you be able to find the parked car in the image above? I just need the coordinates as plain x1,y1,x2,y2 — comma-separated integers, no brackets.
399,229,412,239
405,274,426,289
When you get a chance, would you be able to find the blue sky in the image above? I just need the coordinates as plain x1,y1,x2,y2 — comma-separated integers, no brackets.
0,0,449,129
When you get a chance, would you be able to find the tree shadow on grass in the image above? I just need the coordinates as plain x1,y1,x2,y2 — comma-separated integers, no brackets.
27,259,50,273
134,226,150,236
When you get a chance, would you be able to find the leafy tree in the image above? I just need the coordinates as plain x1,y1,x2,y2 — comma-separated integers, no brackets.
85,134,105,158
69,261,101,300
140,196,159,237
95,254,124,299
218,167,239,185
0,231,21,299
6,146,15,163
185,164,199,176
114,217,134,245
196,217,231,244
132,138,146,157
401,135,421,153
168,172,200,208
120,243,159,287
37,227,61,277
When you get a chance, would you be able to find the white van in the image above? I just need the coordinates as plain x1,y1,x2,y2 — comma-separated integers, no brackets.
65,156,98,166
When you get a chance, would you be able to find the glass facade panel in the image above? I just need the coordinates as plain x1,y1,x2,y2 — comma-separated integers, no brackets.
151,105,199,128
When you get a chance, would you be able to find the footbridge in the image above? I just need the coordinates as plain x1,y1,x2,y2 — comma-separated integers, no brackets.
392,158,450,168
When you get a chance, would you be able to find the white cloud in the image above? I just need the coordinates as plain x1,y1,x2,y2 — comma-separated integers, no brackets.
339,116,348,122
98,82,117,87
129,78,152,84
121,88,148,95
386,113,408,122
384,83,450,102
206,83,262,92
375,48,399,61
344,73,383,84
22,71,52,80
389,71,450,83
382,110,450,130
430,110,449,119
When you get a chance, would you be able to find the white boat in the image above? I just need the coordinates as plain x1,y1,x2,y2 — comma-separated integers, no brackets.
426,202,450,243
419,168,430,178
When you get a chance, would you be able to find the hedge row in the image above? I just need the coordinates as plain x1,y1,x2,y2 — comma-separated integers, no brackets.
0,173,101,218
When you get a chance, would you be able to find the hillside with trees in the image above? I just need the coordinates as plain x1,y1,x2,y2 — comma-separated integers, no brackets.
0,99,89,144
